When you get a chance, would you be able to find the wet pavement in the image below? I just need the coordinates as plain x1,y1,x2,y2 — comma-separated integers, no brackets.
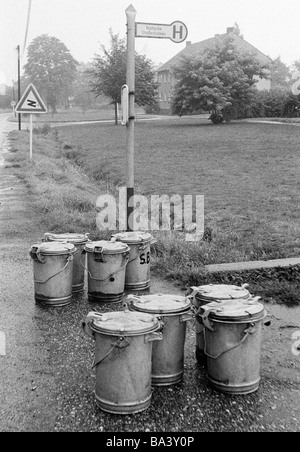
0,116,300,432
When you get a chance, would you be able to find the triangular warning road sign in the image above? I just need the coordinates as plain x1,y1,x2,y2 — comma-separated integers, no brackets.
15,83,47,114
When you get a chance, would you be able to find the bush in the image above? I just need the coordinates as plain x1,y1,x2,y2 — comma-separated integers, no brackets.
219,89,300,121
209,112,224,124
248,89,300,118
33,123,51,135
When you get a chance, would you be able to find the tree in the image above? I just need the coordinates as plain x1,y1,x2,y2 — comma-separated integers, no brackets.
89,30,158,124
72,63,98,114
270,57,292,89
0,85,14,109
171,37,270,123
293,60,300,72
24,35,78,114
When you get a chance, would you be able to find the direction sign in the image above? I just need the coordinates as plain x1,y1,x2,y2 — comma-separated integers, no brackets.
15,83,47,114
136,21,188,43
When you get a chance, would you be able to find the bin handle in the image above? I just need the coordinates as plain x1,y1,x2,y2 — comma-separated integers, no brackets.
82,312,103,339
144,332,163,343
30,245,47,264
33,255,73,284
92,337,131,368
179,311,195,323
80,250,130,282
204,323,258,360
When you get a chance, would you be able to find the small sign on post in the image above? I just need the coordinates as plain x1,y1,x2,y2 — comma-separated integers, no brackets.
11,101,16,117
121,85,129,126
15,83,47,161
136,21,188,43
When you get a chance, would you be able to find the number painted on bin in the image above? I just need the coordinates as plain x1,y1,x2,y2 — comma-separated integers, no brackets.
140,252,150,265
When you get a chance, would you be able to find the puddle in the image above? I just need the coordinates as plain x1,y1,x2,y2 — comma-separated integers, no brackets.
267,304,300,326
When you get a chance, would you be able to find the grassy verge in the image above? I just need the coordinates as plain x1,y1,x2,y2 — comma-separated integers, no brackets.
6,128,108,239
6,120,300,305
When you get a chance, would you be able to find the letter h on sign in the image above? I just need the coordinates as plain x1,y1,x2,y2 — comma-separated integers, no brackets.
173,24,183,41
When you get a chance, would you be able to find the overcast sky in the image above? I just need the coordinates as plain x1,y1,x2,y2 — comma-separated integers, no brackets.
1,0,300,85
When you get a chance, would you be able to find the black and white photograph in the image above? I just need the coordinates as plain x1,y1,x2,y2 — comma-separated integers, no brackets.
0,0,299,435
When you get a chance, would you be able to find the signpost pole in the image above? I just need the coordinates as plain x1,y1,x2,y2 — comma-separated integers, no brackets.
17,45,22,131
126,4,137,232
29,114,33,161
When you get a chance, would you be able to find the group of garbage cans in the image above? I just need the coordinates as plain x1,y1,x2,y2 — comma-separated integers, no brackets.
30,232,269,415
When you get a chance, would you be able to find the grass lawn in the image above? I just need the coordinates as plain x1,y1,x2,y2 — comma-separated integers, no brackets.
6,117,300,305
56,117,300,265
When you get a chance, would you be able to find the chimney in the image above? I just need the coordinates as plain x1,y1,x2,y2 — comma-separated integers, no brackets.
227,27,234,34
186,41,192,47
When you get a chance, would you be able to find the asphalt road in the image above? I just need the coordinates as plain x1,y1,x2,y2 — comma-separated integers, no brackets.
0,114,57,431
0,114,300,432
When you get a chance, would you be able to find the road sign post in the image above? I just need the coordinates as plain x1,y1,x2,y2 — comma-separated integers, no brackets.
11,101,16,117
126,5,137,232
124,4,188,232
15,83,47,161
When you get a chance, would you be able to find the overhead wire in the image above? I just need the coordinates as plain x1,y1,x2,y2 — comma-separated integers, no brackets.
21,0,33,60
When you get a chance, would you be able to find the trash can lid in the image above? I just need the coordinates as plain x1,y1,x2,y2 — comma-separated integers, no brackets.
112,231,153,244
84,240,130,255
30,241,76,256
191,284,251,303
130,294,191,315
44,232,90,245
89,311,160,336
200,297,266,323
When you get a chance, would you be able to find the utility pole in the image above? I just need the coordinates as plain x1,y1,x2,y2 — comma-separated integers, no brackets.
125,4,136,232
17,45,21,131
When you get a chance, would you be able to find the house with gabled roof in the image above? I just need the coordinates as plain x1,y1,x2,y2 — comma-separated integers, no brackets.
157,27,273,111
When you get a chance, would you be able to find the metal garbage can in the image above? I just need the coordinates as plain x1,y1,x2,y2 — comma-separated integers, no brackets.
111,232,156,291
30,242,76,307
128,293,194,386
82,309,163,414
187,284,251,365
43,232,89,293
199,297,268,394
83,241,130,303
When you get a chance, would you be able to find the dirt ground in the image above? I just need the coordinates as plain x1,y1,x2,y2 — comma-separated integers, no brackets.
0,118,300,432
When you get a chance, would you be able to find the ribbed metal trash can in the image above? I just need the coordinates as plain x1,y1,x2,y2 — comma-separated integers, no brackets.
188,284,251,365
44,232,89,293
83,240,130,303
30,242,76,306
82,310,163,414
111,232,155,291
129,293,193,386
199,297,268,394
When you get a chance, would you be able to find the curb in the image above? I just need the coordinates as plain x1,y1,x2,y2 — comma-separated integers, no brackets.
206,257,300,274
